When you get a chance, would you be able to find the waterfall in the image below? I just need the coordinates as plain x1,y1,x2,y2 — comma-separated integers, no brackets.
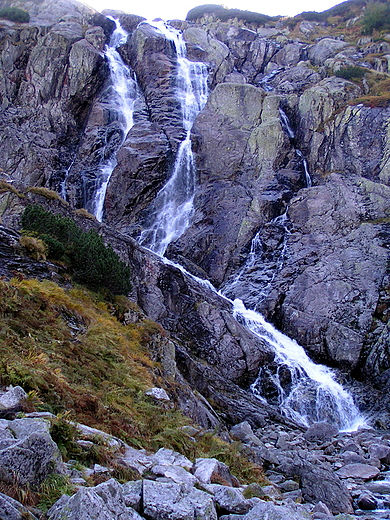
233,300,364,430
296,150,312,188
222,211,290,310
138,21,208,255
279,109,312,188
162,254,365,430
86,19,137,221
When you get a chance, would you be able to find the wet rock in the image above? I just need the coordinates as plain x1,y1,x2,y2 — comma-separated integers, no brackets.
356,491,378,510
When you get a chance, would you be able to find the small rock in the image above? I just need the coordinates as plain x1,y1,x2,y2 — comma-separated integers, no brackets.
230,421,261,446
151,448,192,470
313,501,333,517
357,491,377,510
145,387,170,400
151,464,197,486
279,479,299,492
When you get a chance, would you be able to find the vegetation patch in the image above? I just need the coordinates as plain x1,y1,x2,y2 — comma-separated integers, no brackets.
0,6,29,23
186,4,277,24
0,277,266,489
361,1,390,34
27,186,68,205
21,204,131,295
0,180,24,198
335,65,366,81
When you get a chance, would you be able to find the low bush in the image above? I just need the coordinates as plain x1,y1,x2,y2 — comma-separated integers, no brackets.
186,4,275,24
21,205,131,295
0,7,29,23
335,65,366,81
361,1,390,34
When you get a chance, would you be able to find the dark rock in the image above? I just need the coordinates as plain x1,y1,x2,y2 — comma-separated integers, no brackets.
356,491,378,510
304,423,339,443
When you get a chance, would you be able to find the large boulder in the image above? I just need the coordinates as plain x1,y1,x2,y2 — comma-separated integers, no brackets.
142,479,217,520
48,479,141,520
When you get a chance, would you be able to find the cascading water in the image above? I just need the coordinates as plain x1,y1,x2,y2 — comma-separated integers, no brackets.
85,19,137,221
222,211,290,310
279,108,312,188
127,22,364,431
138,21,208,255
233,300,364,430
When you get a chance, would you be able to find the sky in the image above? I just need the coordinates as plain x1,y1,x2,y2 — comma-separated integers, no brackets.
84,0,341,22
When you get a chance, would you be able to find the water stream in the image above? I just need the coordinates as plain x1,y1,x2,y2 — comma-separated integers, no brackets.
138,20,208,255
85,19,138,221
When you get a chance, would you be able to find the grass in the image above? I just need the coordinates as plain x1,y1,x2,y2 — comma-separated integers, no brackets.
27,187,68,205
0,180,24,198
0,276,266,493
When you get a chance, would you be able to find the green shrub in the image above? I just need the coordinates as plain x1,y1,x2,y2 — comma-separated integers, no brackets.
21,205,131,295
335,66,366,81
361,2,390,34
0,7,29,22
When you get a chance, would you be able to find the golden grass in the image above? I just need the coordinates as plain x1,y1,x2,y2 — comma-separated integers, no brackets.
27,186,68,205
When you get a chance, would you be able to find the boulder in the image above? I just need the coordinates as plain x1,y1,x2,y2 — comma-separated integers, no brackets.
0,431,61,486
193,458,236,486
336,463,381,480
48,479,141,520
0,492,39,520
298,463,354,514
308,38,350,65
304,423,338,443
0,387,27,413
202,484,255,514
142,479,217,520
227,500,311,520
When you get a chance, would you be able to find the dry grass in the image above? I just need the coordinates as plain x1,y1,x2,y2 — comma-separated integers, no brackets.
73,208,98,220
27,186,68,205
19,235,47,260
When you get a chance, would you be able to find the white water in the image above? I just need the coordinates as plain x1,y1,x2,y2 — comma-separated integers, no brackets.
139,21,208,255
279,108,312,188
88,19,137,221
